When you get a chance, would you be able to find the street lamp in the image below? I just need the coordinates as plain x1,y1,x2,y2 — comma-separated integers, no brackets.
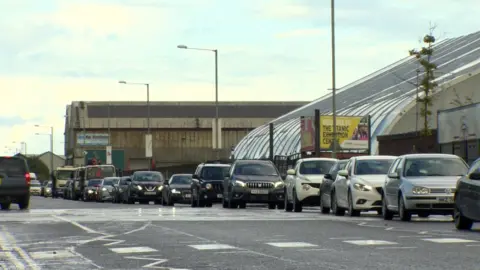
177,44,220,159
330,0,337,158
119,80,151,169
34,125,54,177
12,141,27,155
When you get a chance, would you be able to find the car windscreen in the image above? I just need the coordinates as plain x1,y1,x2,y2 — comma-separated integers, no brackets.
86,166,115,179
87,180,102,186
404,158,468,177
133,172,164,182
102,179,114,186
30,182,41,187
355,159,394,175
234,163,278,176
201,166,230,180
56,170,75,179
0,157,27,177
47,183,52,187
299,160,336,175
170,175,192,185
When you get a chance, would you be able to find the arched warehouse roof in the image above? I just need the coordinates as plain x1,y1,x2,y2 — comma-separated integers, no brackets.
232,30,480,159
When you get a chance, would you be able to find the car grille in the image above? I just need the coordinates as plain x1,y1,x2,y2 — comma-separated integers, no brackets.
211,183,223,193
376,187,383,195
143,185,157,191
246,182,273,189
430,188,455,194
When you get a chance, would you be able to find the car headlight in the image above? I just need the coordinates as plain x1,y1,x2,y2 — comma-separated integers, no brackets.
102,187,107,191
302,184,311,191
172,189,180,194
88,190,93,194
412,186,430,195
136,185,142,190
234,180,245,187
353,183,372,191
119,188,123,192
205,183,212,189
274,181,284,188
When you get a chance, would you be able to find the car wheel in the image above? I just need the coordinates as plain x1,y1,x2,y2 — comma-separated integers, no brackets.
284,189,293,212
191,191,197,207
268,203,276,209
319,193,330,214
399,195,411,222
18,196,30,210
454,204,473,230
331,191,345,216
222,197,228,208
277,202,285,210
347,190,361,217
382,196,394,220
238,201,246,209
292,190,302,212
0,202,11,210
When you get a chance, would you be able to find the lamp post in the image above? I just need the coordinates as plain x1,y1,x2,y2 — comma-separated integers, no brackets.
177,44,220,159
119,81,151,169
330,0,337,159
34,125,54,174
12,141,27,155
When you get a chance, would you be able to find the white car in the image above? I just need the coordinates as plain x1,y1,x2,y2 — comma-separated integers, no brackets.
331,155,396,216
284,158,337,212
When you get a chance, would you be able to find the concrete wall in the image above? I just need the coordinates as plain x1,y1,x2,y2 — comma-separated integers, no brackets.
388,70,480,135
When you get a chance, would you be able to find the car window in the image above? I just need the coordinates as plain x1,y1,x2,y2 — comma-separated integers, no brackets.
354,159,394,175
201,166,230,180
103,179,114,186
234,163,278,176
0,157,27,177
133,172,164,182
299,160,336,175
467,159,480,174
169,175,192,185
404,157,468,177
389,159,400,174
87,180,102,186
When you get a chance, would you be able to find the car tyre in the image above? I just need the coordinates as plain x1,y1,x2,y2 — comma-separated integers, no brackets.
0,202,11,210
284,189,293,212
382,196,394,220
399,195,411,222
331,191,345,216
347,190,361,217
222,197,228,208
292,190,302,212
191,190,198,207
268,203,276,209
454,204,473,230
277,202,285,210
319,193,330,214
238,201,246,209
18,196,30,210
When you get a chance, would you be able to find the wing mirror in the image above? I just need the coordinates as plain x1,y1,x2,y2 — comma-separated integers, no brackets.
388,172,399,179
469,172,480,180
337,170,349,178
192,174,199,179
324,173,332,180
287,169,296,175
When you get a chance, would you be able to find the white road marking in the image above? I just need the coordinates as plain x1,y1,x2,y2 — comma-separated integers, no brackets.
29,250,75,259
123,221,152,235
110,247,158,254
466,244,480,247
1,251,25,269
329,237,365,240
376,246,417,250
298,248,336,252
421,238,478,243
67,247,103,269
343,240,398,246
266,242,318,248
0,227,40,270
52,215,107,235
189,244,237,250
124,255,191,269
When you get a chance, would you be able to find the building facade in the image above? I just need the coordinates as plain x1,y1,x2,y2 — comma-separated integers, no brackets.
232,30,480,159
64,101,307,170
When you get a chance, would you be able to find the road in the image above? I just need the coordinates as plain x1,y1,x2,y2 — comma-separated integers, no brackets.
0,197,478,270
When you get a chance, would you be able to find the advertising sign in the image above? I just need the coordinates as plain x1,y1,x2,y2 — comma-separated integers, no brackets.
319,115,370,150
106,146,112,164
438,103,479,144
76,133,109,146
300,116,315,152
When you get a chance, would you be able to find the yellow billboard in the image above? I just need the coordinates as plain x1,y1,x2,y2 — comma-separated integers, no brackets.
319,115,370,150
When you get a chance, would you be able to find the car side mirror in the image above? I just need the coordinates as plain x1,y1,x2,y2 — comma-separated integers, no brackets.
287,169,296,175
388,172,399,179
192,174,198,179
469,172,480,180
338,170,348,178
324,173,332,180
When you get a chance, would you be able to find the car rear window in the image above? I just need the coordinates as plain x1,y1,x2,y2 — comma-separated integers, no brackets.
0,157,27,177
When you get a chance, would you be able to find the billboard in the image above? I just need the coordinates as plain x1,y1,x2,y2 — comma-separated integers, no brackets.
76,133,109,146
438,103,480,144
300,116,315,152
319,115,370,150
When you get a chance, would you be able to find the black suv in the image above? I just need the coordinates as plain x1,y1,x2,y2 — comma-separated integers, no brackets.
223,160,284,209
0,156,31,210
191,162,231,207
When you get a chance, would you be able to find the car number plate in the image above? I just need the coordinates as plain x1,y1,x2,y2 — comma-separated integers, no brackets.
251,189,269,195
184,194,191,198
217,194,223,198
438,197,453,203
144,191,156,195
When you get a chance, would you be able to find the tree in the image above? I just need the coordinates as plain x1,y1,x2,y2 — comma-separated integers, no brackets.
26,157,50,181
409,30,438,136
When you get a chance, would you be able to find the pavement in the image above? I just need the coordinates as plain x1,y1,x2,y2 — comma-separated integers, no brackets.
0,197,479,270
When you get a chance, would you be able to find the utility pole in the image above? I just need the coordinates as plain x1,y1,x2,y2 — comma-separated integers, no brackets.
330,0,337,158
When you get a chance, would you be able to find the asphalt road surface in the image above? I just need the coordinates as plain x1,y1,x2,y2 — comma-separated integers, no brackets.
0,196,479,270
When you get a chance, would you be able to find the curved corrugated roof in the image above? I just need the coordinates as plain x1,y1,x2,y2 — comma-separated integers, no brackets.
233,31,480,159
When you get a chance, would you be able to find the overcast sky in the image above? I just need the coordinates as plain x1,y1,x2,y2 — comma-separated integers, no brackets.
0,0,478,155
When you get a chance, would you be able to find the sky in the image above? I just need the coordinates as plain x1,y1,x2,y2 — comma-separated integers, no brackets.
0,0,478,156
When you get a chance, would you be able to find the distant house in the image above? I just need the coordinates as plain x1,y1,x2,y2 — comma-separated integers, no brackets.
15,151,66,176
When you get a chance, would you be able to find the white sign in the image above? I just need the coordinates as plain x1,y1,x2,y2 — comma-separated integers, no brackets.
77,133,109,146
438,103,480,144
212,118,223,149
145,134,153,158
106,146,112,164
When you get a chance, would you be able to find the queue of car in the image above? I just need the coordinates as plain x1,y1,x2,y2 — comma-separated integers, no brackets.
25,153,480,232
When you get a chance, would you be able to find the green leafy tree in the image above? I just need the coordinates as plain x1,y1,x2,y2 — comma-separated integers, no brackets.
26,157,50,182
409,31,438,136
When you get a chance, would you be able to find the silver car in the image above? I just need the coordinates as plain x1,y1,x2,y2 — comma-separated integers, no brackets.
382,153,469,221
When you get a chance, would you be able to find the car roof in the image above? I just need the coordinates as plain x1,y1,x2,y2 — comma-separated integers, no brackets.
400,153,461,159
354,155,397,160
172,174,192,176
134,171,161,174
202,164,231,167
234,160,274,164
299,158,338,162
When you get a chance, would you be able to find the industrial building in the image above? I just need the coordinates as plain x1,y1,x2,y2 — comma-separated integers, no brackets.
232,30,480,159
63,101,307,171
